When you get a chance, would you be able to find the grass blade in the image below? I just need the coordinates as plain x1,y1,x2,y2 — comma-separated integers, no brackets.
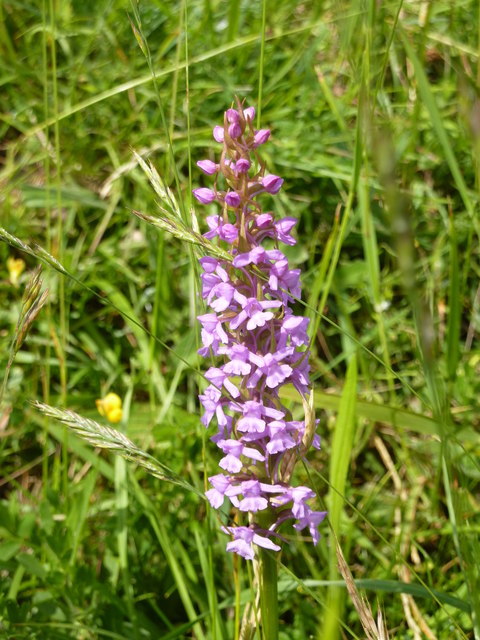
447,212,461,384
400,30,478,231
324,354,358,640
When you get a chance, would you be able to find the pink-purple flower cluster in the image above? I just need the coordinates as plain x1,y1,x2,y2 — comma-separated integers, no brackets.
194,99,326,560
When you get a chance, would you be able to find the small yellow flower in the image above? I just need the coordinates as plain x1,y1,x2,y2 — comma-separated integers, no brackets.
7,256,26,287
96,392,123,424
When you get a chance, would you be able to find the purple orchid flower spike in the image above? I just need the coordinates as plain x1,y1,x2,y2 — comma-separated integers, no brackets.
193,97,326,559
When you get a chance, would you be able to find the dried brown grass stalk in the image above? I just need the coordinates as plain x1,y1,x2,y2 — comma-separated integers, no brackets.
336,539,390,640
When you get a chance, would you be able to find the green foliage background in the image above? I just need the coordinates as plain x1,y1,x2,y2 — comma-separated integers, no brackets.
1,0,479,638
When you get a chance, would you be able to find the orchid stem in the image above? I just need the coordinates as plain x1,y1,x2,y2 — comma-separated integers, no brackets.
259,547,278,639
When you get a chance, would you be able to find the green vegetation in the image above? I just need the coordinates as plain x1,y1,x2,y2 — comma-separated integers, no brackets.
1,0,479,638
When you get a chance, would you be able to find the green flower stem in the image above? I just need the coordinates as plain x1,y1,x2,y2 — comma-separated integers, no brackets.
258,547,278,639
257,513,279,640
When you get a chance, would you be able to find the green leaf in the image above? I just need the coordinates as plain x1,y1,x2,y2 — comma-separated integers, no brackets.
324,355,357,640
17,552,47,579
447,213,461,382
0,541,21,562
329,354,358,534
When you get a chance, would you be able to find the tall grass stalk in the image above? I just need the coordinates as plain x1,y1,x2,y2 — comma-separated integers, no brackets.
41,0,52,497
46,0,68,500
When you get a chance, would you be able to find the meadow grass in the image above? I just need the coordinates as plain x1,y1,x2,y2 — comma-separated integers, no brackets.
1,0,479,638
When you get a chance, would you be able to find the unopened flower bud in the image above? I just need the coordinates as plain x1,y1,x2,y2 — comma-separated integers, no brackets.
254,129,271,147
262,175,284,194
219,224,239,243
213,126,225,142
225,191,241,207
197,159,218,175
226,108,240,123
228,123,242,139
193,188,216,204
243,106,255,121
235,158,250,174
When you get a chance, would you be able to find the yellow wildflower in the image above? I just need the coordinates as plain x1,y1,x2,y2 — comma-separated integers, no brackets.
96,392,123,424
7,256,26,287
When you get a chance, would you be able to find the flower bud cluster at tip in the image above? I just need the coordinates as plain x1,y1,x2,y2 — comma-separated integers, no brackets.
193,98,326,559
